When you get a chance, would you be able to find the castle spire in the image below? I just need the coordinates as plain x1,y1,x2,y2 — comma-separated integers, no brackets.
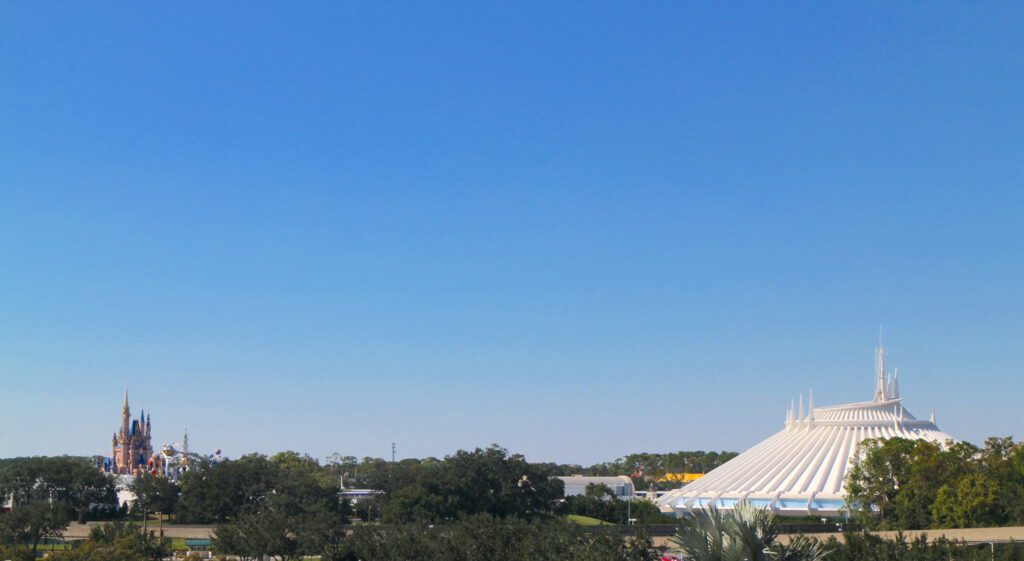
121,388,131,435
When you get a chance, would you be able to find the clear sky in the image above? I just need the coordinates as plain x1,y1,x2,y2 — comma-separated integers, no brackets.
2,3,1022,465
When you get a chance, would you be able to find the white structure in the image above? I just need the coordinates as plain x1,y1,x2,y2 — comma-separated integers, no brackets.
558,475,635,499
657,344,954,517
115,474,137,508
338,475,384,505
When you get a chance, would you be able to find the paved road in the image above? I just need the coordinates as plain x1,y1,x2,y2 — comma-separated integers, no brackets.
64,522,1024,548
785,526,1024,544
62,522,214,540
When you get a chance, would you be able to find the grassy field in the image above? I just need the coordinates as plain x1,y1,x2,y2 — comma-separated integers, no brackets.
566,514,612,526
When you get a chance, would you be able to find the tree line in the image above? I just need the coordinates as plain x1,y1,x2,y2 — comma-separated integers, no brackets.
543,450,739,477
5,437,1024,560
0,446,662,560
0,457,117,556
844,436,1024,529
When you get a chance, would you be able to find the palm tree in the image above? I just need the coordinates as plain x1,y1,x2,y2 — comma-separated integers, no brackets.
670,502,830,561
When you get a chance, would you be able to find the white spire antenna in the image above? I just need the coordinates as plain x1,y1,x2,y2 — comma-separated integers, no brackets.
874,330,887,402
892,368,900,399
798,394,804,421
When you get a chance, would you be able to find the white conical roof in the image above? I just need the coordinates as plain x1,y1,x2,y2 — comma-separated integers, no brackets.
657,346,954,517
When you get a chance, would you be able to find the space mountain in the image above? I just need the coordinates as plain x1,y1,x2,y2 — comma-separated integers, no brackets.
656,345,954,517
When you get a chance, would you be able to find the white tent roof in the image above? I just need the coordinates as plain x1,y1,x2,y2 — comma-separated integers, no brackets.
657,346,954,517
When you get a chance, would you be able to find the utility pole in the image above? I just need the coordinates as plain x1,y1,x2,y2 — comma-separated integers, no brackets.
388,442,396,487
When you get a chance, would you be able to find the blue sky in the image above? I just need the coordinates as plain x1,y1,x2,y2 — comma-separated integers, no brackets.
1,3,1022,465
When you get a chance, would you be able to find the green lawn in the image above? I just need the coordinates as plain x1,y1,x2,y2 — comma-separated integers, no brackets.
565,514,612,526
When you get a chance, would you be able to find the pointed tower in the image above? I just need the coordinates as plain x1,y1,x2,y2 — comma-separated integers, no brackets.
874,344,888,402
807,389,815,429
121,389,131,435
111,390,154,475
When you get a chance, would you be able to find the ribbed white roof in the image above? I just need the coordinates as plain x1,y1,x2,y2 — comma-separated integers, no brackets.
657,346,954,517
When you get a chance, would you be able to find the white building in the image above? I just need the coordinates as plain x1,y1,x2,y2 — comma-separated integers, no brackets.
657,344,954,517
338,476,384,505
558,475,635,499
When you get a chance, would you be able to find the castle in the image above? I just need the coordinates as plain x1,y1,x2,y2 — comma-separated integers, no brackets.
99,390,223,480
109,391,155,476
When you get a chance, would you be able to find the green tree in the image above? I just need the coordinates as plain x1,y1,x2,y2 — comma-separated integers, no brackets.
47,521,171,561
323,514,655,561
0,501,72,557
845,436,1024,529
129,473,180,521
176,454,278,523
982,436,1024,526
0,457,118,522
932,471,1002,528
844,438,920,526
377,445,563,523
209,452,349,560
0,457,119,555
844,437,976,529
213,506,295,561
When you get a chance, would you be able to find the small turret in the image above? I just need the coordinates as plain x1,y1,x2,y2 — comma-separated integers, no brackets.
807,389,815,429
